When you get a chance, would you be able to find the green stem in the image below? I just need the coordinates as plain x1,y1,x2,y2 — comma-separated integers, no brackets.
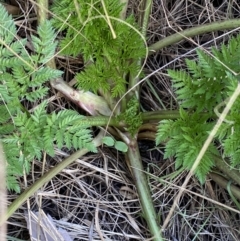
128,0,152,99
209,172,240,201
51,78,112,116
127,137,163,241
79,116,124,127
119,0,128,19
36,0,48,24
75,110,181,128
6,131,104,220
142,110,180,121
139,0,152,38
148,19,240,55
214,156,240,186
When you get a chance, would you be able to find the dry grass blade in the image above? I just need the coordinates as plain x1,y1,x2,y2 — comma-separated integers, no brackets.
25,210,72,241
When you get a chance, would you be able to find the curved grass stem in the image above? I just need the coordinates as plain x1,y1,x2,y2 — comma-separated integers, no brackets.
148,19,240,54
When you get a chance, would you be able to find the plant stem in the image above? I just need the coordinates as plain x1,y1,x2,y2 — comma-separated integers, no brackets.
148,19,240,55
142,110,180,121
137,131,156,141
214,156,240,186
79,116,124,128
36,0,48,24
6,131,104,220
76,110,181,128
119,0,128,19
50,78,112,116
209,172,240,201
139,0,152,38
128,0,152,99
127,137,163,241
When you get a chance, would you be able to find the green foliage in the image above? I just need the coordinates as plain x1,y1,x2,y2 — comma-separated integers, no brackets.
51,0,146,97
102,136,128,152
157,34,240,183
114,141,128,152
4,101,96,162
0,0,144,192
0,4,95,192
117,96,143,136
169,34,240,113
157,109,216,183
102,136,115,147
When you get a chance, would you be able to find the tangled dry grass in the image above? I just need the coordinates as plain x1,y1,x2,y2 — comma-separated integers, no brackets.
6,0,240,240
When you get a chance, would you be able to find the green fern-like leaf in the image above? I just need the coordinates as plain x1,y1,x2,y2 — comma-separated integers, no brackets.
194,150,215,184
75,61,111,94
43,109,96,154
117,96,142,136
0,6,17,43
31,21,58,64
156,119,175,145
0,4,66,192
156,108,217,183
221,125,240,168
212,34,240,71
161,33,240,184
51,0,125,58
2,141,22,192
2,101,96,192
51,0,146,98
168,35,240,113
0,21,62,103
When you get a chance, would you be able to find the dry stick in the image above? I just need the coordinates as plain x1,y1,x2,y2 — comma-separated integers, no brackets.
162,82,240,231
95,202,105,241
